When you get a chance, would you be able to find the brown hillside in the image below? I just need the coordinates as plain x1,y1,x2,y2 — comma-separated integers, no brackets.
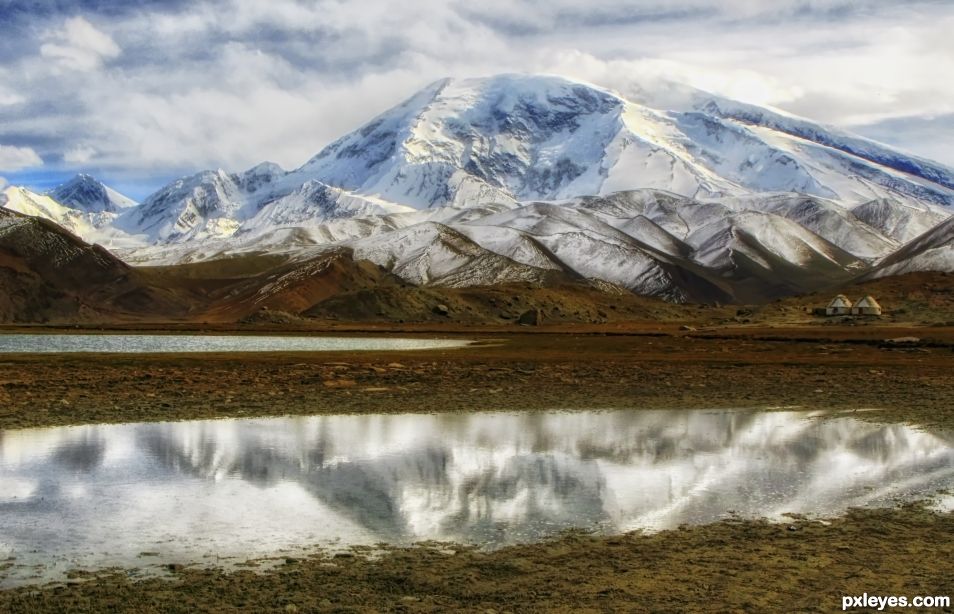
0,211,189,323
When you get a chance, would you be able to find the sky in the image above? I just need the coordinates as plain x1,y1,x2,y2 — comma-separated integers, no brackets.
1,0,953,200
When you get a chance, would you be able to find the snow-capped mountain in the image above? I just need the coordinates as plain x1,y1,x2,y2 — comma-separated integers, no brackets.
696,97,954,203
297,74,954,209
122,168,269,243
348,222,561,288
869,215,954,278
48,174,137,214
442,200,732,302
6,74,954,304
0,179,140,249
1,185,117,244
101,74,954,250
850,198,950,244
121,164,413,243
715,193,899,261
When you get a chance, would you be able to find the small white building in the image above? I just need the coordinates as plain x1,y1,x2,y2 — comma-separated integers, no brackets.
826,294,853,316
851,295,882,316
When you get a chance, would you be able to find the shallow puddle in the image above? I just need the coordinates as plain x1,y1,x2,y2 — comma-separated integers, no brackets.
1,409,953,586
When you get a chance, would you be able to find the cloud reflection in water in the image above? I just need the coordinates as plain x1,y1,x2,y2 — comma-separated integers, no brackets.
1,409,952,585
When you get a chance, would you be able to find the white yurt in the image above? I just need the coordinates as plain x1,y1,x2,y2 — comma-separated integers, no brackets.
852,295,882,316
826,294,853,316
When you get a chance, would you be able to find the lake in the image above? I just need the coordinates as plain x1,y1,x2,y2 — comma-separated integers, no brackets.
1,408,953,586
0,334,469,354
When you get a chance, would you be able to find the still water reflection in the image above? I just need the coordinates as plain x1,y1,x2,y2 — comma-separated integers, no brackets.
1,409,953,585
0,334,469,353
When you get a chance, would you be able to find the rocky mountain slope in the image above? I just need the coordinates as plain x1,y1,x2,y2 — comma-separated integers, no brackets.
4,202,953,325
868,216,954,278
3,74,954,309
101,74,954,250
121,166,415,244
49,174,137,214
0,209,186,322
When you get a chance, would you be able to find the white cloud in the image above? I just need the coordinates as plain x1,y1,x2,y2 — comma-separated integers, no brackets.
3,0,954,182
534,52,805,110
0,91,24,106
0,68,25,106
0,176,7,190
40,17,121,71
0,145,42,171
63,145,96,164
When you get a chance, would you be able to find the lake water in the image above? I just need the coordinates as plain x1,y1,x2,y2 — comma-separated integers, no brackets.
0,334,469,354
1,409,953,586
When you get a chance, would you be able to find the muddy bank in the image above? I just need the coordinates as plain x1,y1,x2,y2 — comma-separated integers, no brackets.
1,505,951,613
1,329,953,431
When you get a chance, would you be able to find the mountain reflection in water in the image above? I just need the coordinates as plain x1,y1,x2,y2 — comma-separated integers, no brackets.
1,409,953,585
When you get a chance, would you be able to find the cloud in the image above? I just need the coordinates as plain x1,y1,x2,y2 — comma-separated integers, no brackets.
63,145,96,164
40,16,121,71
534,52,805,110
856,113,954,170
0,145,42,171
0,90,24,106
0,0,953,192
0,176,7,190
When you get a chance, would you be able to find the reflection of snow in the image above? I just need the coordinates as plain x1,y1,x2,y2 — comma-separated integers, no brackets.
1,409,953,587
934,494,954,513
0,477,36,502
0,334,468,354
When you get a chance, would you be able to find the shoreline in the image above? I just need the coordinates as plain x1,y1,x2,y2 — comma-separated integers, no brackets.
2,505,952,612
2,328,954,431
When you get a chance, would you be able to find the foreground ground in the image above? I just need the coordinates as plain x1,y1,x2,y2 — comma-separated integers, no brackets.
1,325,953,431
1,325,953,612
2,506,952,613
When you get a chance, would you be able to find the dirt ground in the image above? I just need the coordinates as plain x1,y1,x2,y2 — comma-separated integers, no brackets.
1,325,953,612
1,326,953,431
1,506,952,613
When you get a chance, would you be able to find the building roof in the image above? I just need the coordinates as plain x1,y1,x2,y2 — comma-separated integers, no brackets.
855,295,881,309
828,294,852,308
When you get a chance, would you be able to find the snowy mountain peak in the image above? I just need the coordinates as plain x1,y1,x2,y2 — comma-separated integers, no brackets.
295,74,954,212
0,184,139,248
240,161,285,186
14,73,954,300
697,97,954,195
48,174,137,213
128,168,250,242
299,74,627,208
106,74,954,249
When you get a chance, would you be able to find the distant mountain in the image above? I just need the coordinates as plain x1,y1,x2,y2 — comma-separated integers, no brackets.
695,97,954,199
0,178,139,249
101,188,950,304
122,165,413,243
298,74,954,210
48,174,137,214
6,74,954,306
1,185,114,240
105,74,954,249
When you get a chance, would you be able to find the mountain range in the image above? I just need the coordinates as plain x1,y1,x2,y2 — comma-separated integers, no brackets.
3,73,954,315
